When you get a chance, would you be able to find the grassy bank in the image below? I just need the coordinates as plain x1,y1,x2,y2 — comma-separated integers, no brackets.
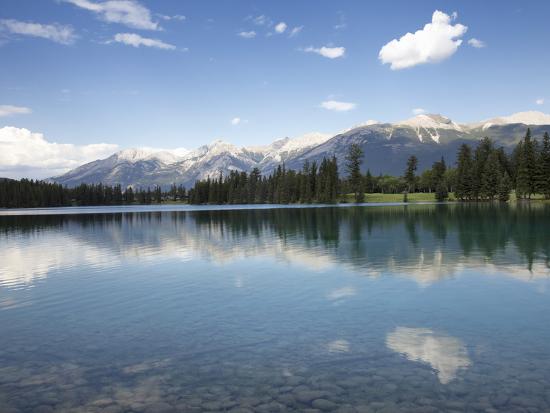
340,192,455,203
340,192,550,203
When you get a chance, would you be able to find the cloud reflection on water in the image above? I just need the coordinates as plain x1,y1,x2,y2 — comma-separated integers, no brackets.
386,326,471,384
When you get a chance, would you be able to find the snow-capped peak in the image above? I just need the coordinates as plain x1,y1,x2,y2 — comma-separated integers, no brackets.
397,114,463,131
279,132,332,152
477,111,550,130
395,114,463,143
115,147,189,164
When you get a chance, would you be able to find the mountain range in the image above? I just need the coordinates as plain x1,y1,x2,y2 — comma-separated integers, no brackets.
53,111,550,189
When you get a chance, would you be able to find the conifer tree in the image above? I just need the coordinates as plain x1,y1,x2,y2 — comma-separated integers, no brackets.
516,130,532,199
346,143,364,202
481,151,501,200
473,137,493,200
455,144,474,201
539,132,550,198
498,172,512,202
404,155,418,193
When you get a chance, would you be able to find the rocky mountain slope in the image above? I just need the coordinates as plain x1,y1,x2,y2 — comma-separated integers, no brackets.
53,111,550,189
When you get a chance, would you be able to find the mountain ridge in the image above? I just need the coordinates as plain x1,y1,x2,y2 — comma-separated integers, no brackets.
52,111,550,189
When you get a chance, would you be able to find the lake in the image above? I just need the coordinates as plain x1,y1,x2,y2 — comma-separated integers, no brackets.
1,203,549,413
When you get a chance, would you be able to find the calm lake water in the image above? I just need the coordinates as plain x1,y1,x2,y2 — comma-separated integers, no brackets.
1,203,549,413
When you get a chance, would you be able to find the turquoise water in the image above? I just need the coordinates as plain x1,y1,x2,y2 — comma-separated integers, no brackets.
0,204,549,412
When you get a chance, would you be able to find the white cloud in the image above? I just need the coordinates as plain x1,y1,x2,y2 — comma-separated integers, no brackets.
289,26,303,37
157,14,185,21
536,98,545,105
62,0,159,30
0,19,76,44
0,105,32,117
274,22,287,33
238,30,256,39
468,38,486,48
111,33,175,50
321,100,356,112
231,117,241,125
0,126,118,179
379,10,467,70
304,46,345,59
249,15,270,26
412,108,426,115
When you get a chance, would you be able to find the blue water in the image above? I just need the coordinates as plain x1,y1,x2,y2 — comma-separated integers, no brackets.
0,204,549,412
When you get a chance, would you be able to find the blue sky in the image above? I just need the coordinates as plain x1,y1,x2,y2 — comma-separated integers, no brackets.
1,0,550,177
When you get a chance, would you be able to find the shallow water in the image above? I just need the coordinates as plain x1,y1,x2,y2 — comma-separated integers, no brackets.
1,204,549,412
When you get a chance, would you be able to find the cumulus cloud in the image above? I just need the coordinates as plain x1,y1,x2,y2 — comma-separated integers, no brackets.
238,30,256,39
0,19,76,44
412,108,426,115
536,98,545,105
321,100,356,112
62,0,159,30
231,117,241,125
274,22,287,33
379,10,467,70
468,38,486,48
0,126,118,179
0,105,32,117
289,26,303,37
304,46,345,59
111,33,175,50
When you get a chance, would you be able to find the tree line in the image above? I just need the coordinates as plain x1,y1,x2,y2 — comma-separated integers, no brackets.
1,128,549,208
188,156,339,204
0,179,186,209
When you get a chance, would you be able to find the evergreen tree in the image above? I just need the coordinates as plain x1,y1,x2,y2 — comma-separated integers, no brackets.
473,137,493,200
498,172,512,202
481,150,501,200
455,144,474,200
539,132,550,198
346,143,364,202
516,130,532,198
404,155,418,193
125,186,134,203
435,182,448,202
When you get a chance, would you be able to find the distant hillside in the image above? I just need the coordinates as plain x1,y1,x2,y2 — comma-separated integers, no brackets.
52,111,550,189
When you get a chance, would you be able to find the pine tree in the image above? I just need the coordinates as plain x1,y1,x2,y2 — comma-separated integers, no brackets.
539,132,550,198
498,172,512,202
346,143,364,202
481,150,501,200
516,130,532,199
523,128,538,198
455,144,474,201
473,137,493,200
404,155,418,193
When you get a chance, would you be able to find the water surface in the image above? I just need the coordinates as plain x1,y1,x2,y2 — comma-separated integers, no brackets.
1,204,549,412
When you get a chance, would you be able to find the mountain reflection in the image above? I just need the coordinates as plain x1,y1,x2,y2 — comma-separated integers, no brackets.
386,327,471,384
1,204,549,289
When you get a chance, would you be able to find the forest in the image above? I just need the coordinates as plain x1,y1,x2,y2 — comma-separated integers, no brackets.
0,129,549,208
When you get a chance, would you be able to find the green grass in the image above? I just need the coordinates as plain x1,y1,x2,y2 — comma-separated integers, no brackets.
340,192,451,203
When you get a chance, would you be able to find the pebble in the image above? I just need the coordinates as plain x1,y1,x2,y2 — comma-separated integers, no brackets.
312,398,337,411
294,390,327,404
